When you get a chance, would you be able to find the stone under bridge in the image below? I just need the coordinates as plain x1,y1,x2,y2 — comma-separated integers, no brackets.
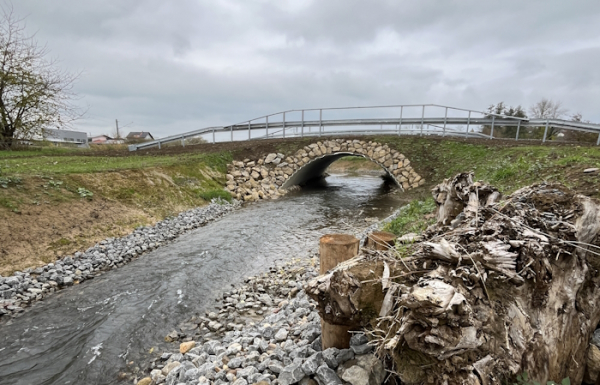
225,139,424,202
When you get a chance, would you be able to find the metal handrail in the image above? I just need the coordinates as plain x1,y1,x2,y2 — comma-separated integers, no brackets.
128,104,600,151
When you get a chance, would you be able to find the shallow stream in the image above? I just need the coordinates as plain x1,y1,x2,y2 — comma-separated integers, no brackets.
0,173,408,385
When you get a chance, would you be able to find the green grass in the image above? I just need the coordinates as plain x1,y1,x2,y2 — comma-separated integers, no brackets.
0,151,232,176
0,147,233,221
376,137,600,195
0,147,77,158
384,197,437,236
198,189,232,202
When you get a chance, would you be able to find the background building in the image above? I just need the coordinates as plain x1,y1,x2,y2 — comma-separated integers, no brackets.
44,128,88,147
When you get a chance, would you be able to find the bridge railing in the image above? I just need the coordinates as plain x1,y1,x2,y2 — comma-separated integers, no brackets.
128,104,600,151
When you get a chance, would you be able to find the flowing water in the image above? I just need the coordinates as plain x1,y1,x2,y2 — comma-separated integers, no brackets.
0,173,408,385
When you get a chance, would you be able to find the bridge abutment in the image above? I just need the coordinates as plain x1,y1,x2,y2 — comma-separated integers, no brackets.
225,139,424,202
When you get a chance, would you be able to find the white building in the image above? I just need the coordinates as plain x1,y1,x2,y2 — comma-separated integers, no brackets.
44,128,88,147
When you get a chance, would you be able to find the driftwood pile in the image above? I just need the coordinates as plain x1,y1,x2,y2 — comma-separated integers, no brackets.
305,173,600,385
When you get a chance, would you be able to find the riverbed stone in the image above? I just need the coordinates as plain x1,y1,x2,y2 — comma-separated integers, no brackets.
268,360,284,374
322,348,339,368
350,343,372,355
336,349,354,364
136,377,152,385
184,367,200,381
316,364,343,385
275,328,289,341
179,341,195,354
279,362,306,385
232,378,248,385
301,352,323,375
349,333,368,346
265,153,277,164
228,356,245,369
162,361,181,376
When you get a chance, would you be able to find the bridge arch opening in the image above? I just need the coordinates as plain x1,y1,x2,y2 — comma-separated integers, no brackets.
282,152,399,189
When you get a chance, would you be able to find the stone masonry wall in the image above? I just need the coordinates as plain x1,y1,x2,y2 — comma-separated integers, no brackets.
225,139,424,202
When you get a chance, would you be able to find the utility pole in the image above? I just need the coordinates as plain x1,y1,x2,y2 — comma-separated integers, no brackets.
115,119,120,138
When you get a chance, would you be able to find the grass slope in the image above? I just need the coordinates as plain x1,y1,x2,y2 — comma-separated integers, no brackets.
376,137,600,236
0,148,232,274
1,136,599,272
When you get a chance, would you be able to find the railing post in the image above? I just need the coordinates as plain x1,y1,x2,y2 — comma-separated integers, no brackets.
212,127,215,144
282,112,286,138
301,110,304,138
516,120,521,141
266,116,269,139
158,141,161,149
542,119,549,143
597,133,600,146
230,125,233,142
319,109,322,137
420,105,425,136
181,136,185,147
443,107,448,137
490,116,495,139
398,106,403,136
466,111,471,138
248,121,251,140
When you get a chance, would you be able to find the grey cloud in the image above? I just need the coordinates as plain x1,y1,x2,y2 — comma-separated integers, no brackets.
8,0,600,137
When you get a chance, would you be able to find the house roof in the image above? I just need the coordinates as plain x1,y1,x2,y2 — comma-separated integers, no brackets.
126,131,153,139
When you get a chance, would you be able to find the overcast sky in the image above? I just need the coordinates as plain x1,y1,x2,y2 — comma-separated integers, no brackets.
10,0,600,138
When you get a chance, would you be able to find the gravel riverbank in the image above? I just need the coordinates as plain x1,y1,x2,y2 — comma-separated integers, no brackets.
136,255,387,385
130,204,408,385
0,199,240,319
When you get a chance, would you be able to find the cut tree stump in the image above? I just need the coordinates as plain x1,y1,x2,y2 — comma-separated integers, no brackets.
365,231,397,250
319,234,360,274
319,234,360,350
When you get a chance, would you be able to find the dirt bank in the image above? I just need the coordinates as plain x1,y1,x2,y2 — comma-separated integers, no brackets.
0,165,226,275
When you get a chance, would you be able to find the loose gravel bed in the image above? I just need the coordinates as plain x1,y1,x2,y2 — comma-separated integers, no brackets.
136,255,386,385
0,199,240,318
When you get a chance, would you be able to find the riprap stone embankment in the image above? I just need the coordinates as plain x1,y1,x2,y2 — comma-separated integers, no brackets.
0,200,239,318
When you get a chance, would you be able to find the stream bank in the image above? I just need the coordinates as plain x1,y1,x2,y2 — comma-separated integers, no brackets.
0,173,406,385
0,200,240,319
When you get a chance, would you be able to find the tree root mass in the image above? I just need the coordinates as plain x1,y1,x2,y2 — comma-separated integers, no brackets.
305,173,600,385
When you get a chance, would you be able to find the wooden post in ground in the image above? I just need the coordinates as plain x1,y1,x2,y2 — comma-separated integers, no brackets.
319,234,360,350
364,231,397,250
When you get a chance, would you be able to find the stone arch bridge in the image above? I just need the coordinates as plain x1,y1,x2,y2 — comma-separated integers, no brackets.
226,139,423,202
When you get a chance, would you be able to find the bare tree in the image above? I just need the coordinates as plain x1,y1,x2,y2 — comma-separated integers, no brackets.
0,5,79,149
527,98,568,140
562,112,598,143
